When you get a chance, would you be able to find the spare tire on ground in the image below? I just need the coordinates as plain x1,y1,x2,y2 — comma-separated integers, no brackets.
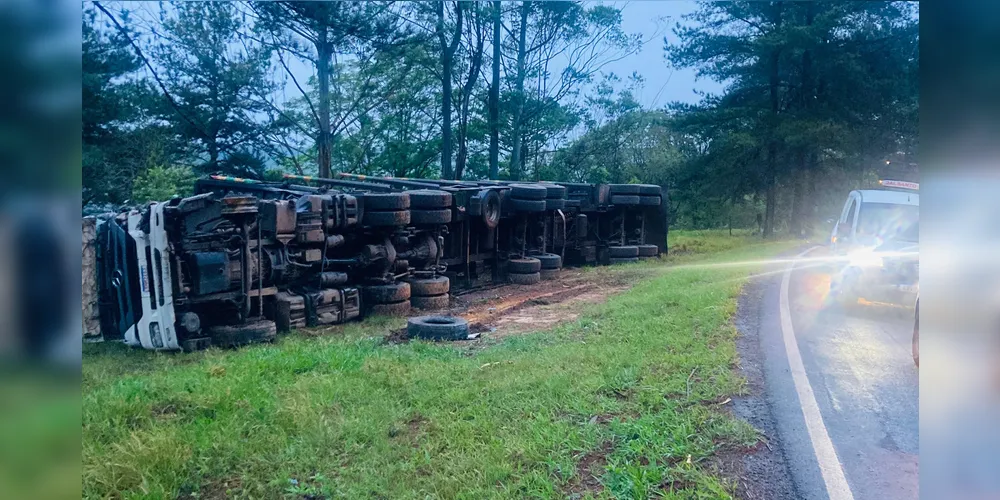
608,184,640,195
206,319,277,348
363,192,410,211
509,257,542,274
608,245,639,258
610,195,641,205
407,189,452,209
407,315,469,340
410,208,452,225
509,272,541,285
509,183,547,200
411,294,450,310
637,244,659,257
533,253,562,270
408,275,450,297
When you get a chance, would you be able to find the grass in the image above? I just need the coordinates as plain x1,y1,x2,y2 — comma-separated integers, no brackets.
82,230,798,499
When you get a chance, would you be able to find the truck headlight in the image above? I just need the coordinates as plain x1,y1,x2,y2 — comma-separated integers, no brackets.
848,249,884,268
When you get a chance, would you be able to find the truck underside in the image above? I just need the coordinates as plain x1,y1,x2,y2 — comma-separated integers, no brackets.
92,175,669,351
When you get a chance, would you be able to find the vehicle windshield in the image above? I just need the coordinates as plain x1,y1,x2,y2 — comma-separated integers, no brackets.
857,202,919,243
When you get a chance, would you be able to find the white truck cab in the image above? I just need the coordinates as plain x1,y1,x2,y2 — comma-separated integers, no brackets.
828,180,919,306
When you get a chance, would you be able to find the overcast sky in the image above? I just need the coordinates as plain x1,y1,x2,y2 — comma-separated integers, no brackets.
597,1,723,108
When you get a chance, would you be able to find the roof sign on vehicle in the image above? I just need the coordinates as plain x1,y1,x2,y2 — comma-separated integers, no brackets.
879,179,919,190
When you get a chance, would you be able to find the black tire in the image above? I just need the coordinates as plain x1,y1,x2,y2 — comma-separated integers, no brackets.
407,189,453,209
408,276,450,297
363,282,411,304
206,320,277,347
407,315,469,340
609,245,639,258
509,183,547,200
533,253,562,270
509,272,541,285
540,268,559,280
610,195,641,205
609,257,639,265
512,198,547,212
637,244,659,257
637,184,662,196
364,210,410,227
608,184,640,195
410,209,452,225
369,300,411,317
545,198,566,211
477,189,502,229
639,195,661,206
509,257,542,274
540,183,567,199
411,294,450,310
363,192,410,211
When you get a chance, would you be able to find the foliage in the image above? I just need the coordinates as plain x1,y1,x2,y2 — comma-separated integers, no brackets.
131,164,196,203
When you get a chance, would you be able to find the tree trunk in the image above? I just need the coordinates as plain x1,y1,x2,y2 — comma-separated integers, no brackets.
316,27,332,178
508,2,528,181
763,2,783,240
488,0,501,180
437,2,463,180
456,99,470,180
789,150,805,237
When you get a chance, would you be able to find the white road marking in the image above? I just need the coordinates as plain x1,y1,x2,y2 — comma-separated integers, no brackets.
780,247,856,500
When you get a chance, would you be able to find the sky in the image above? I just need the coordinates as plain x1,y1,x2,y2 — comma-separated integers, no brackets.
597,1,723,108
271,1,724,111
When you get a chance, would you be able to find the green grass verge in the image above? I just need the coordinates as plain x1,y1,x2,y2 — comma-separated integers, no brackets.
83,231,797,499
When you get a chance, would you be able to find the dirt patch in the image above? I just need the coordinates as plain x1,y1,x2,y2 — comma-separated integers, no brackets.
564,440,614,498
383,267,635,345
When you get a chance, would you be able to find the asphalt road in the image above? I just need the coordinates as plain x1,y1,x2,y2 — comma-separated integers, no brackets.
737,249,919,500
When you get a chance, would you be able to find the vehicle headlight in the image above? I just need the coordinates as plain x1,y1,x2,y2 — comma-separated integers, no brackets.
848,249,884,268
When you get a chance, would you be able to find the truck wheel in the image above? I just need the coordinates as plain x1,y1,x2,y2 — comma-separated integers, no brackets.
509,183,547,200
509,272,541,285
545,198,566,210
411,294,450,310
639,195,661,206
637,184,661,196
206,320,277,348
608,184,640,195
541,183,567,199
610,195,641,205
363,282,411,304
363,192,410,211
512,198,546,212
509,257,542,274
408,276,450,296
407,315,469,340
363,210,411,227
533,253,562,270
407,190,452,209
609,245,639,258
369,300,411,317
637,244,659,257
410,209,452,225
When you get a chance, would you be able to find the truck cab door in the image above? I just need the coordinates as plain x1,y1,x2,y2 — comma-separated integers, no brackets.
832,194,860,254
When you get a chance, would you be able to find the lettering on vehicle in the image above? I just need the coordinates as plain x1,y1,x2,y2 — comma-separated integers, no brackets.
140,265,149,294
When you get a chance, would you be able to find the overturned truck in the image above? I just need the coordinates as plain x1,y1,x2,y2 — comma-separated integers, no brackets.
92,174,668,351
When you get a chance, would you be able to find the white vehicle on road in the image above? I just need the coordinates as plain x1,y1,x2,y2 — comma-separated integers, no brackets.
828,180,919,307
